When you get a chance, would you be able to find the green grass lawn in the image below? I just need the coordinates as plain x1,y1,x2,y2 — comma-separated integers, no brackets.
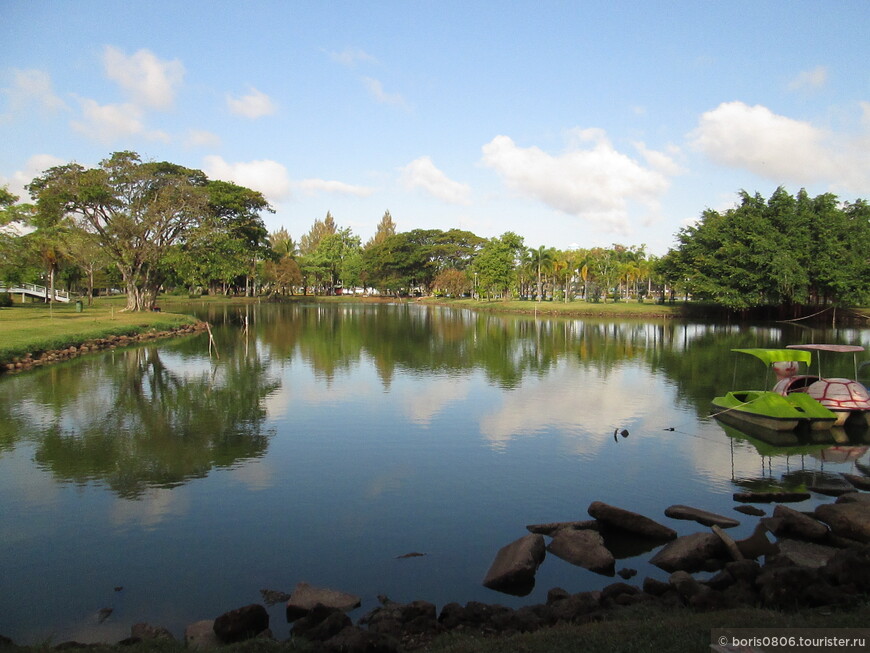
0,298,197,363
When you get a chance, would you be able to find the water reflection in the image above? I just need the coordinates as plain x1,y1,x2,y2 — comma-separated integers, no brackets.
3,304,870,645
715,417,870,493
0,343,279,498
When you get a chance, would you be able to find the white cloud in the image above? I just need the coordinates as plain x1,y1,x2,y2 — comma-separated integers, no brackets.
1,153,66,200
226,87,277,118
184,129,221,148
3,69,67,114
329,47,376,67
296,178,374,197
103,46,184,110
689,101,870,191
788,65,827,92
70,98,168,143
481,130,676,233
361,76,406,107
400,156,471,204
202,155,292,201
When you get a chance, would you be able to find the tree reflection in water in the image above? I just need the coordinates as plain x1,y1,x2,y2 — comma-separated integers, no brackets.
0,342,278,498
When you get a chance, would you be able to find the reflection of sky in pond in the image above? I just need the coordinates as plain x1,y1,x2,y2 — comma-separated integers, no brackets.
2,305,870,645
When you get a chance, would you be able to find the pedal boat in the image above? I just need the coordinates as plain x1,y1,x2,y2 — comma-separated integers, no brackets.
712,349,838,432
774,344,870,427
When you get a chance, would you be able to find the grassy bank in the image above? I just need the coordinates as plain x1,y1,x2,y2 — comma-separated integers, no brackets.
422,603,870,652
0,299,198,365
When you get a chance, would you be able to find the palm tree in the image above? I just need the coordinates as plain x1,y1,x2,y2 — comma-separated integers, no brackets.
528,245,556,302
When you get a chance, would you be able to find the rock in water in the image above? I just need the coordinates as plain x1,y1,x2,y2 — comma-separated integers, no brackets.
815,502,870,543
547,528,615,575
762,505,829,541
664,504,740,528
213,604,269,643
260,589,292,605
587,501,677,540
649,532,727,572
842,473,870,491
285,582,362,621
482,533,546,596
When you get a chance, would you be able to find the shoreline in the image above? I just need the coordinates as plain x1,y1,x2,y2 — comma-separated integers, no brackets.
0,321,208,374
3,495,868,651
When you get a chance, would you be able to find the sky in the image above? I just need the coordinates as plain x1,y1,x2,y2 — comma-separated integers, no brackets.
1,1,868,255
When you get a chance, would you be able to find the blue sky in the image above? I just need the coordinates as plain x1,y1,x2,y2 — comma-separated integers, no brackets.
2,1,868,254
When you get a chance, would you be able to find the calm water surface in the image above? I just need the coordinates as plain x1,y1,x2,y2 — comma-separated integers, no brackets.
2,303,869,643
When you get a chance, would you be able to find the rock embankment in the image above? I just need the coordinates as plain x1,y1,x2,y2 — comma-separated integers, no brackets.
1,322,208,374
4,491,870,652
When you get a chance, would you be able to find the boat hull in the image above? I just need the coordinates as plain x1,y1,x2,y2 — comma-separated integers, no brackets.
712,391,800,432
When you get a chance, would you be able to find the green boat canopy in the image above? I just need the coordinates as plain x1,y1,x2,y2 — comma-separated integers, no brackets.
731,348,813,367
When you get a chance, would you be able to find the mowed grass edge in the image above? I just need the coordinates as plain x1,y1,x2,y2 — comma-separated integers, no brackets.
0,299,198,364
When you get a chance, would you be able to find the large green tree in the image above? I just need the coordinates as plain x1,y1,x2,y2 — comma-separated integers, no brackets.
28,152,210,310
471,232,525,300
27,152,271,310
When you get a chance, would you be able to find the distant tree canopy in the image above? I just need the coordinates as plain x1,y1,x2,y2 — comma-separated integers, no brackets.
657,187,870,310
8,167,870,315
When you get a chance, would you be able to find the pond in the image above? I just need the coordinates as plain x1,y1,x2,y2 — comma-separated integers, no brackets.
1,302,869,644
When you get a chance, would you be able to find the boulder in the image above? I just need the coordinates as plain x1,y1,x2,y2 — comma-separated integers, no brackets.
664,505,739,528
600,582,639,603
815,502,870,543
735,523,779,560
837,492,870,505
482,533,546,595
286,582,362,620
547,592,601,623
213,604,269,643
291,605,352,642
130,623,175,642
587,501,677,541
184,620,220,650
809,480,856,497
775,539,839,569
711,524,744,561
734,505,765,517
649,532,727,572
733,491,811,503
360,599,439,637
668,570,705,599
546,528,615,575
762,504,829,541
526,520,598,535
841,474,870,491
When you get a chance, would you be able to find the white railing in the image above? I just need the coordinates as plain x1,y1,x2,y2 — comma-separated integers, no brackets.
0,283,71,302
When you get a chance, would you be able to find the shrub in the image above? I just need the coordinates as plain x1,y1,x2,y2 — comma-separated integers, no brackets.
0,292,13,308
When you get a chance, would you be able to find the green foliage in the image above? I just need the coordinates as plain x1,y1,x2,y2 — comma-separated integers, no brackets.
472,232,525,299
26,152,272,309
659,187,870,310
0,292,12,308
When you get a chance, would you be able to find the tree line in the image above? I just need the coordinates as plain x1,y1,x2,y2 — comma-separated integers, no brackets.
1,152,868,312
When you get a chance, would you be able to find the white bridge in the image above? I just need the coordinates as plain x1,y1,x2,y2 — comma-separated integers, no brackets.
0,283,71,303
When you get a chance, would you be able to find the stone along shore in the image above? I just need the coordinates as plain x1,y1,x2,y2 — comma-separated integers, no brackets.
5,478,870,653
1,322,209,374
